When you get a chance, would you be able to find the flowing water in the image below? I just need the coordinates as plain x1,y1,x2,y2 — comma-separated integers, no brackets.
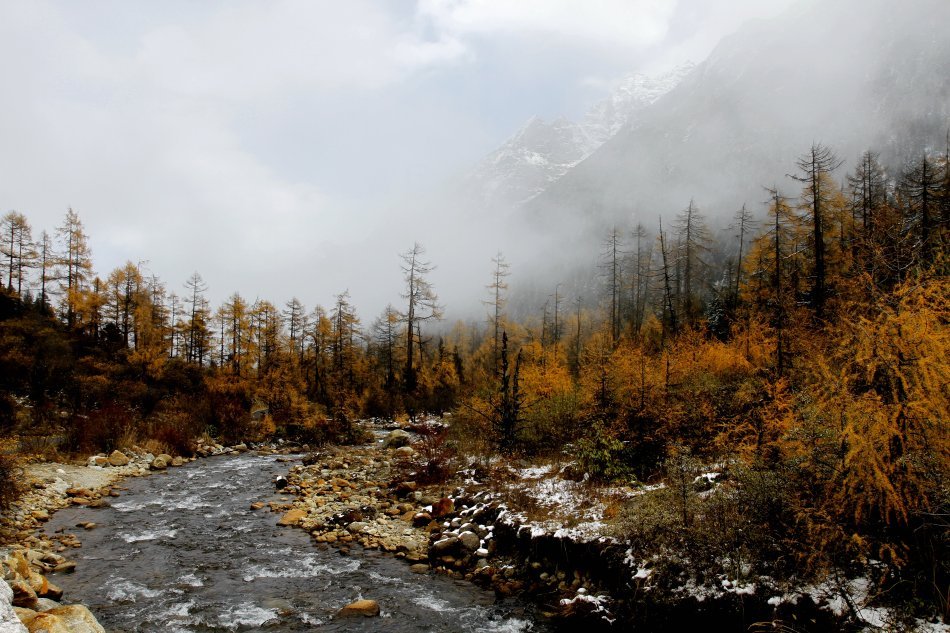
43,453,545,632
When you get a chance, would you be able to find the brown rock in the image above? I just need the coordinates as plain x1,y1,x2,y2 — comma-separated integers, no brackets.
10,577,38,609
394,481,417,497
249,502,266,510
40,580,63,602
277,509,307,526
150,454,171,470
46,605,106,632
107,450,130,467
26,612,70,633
432,497,453,518
27,572,48,597
14,606,37,625
7,550,32,577
336,599,380,618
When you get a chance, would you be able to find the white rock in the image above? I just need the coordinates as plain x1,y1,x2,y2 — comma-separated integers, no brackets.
0,580,28,633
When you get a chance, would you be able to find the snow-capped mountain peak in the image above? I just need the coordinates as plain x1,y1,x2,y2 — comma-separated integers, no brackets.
468,62,695,207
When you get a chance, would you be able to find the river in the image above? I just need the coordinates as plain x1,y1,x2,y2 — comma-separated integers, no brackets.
43,452,546,632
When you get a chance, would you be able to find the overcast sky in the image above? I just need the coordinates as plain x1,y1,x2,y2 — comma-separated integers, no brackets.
0,0,796,319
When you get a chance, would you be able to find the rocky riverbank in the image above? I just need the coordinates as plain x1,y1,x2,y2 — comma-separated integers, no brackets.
269,423,901,632
269,428,620,627
0,440,263,632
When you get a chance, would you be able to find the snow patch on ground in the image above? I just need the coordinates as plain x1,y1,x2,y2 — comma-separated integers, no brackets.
497,463,661,542
559,592,616,624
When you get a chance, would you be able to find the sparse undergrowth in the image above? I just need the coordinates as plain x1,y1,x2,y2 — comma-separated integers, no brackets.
0,448,25,514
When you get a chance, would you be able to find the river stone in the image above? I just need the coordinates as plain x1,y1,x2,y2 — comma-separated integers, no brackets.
277,509,307,526
38,580,62,602
432,498,453,518
430,537,459,555
458,531,480,552
6,551,32,577
87,456,108,468
149,455,169,470
170,456,184,467
382,430,411,449
393,446,415,458
107,450,130,467
1,580,28,633
336,599,380,618
9,577,38,609
51,562,75,574
409,564,429,574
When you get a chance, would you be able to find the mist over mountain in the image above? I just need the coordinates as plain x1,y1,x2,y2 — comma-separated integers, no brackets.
436,0,949,319
465,63,694,209
518,0,950,236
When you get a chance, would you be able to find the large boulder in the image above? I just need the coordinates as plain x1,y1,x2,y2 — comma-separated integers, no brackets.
46,605,105,632
382,430,411,449
149,455,170,470
107,450,129,467
336,599,380,618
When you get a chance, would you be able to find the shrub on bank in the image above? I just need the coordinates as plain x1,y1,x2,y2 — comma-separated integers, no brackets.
0,449,25,514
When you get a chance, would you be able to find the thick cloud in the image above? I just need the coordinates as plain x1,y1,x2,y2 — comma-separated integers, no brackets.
0,0,795,318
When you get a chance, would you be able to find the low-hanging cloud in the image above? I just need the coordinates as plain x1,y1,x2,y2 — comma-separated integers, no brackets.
0,0,803,322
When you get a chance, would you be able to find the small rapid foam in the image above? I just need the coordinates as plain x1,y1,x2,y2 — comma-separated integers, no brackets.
120,527,178,543
241,554,360,582
217,603,280,630
178,573,203,587
105,578,165,603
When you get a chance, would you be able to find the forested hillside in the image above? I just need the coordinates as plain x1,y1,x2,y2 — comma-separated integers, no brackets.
1,135,948,624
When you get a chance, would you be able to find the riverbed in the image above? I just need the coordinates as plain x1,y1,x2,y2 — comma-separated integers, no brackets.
43,452,546,632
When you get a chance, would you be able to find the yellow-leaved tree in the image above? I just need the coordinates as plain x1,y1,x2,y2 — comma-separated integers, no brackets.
785,273,949,568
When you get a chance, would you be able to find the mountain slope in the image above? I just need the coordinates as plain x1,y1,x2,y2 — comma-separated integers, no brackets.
523,0,950,227
467,64,694,208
